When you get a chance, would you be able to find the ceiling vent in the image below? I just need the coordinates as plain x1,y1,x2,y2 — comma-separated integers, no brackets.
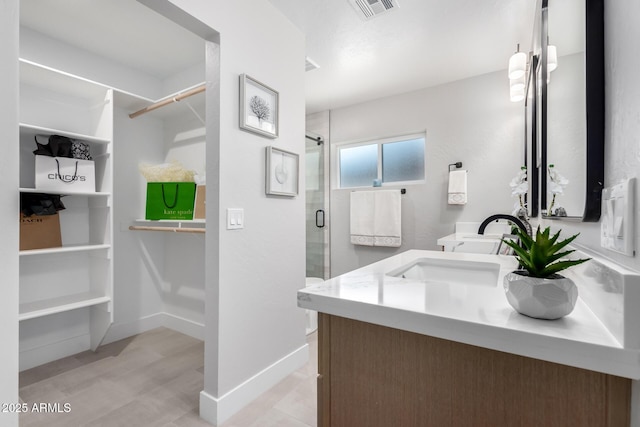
349,0,399,20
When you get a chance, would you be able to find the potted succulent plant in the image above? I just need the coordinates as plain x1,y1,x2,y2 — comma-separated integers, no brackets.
502,226,590,319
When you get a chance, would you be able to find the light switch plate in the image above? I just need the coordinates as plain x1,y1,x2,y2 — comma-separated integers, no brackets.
601,177,635,256
227,208,244,230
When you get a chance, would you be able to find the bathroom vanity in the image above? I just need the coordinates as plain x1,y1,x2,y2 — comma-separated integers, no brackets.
298,250,640,427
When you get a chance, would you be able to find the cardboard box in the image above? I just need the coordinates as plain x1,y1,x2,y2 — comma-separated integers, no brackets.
35,155,96,193
194,185,206,219
145,182,196,220
20,213,62,251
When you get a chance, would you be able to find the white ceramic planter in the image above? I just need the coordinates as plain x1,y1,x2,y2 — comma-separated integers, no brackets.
503,271,578,320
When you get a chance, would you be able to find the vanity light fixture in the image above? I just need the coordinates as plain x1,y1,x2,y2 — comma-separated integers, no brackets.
510,85,525,103
508,44,527,80
508,44,527,102
547,44,558,72
510,74,526,102
510,74,525,91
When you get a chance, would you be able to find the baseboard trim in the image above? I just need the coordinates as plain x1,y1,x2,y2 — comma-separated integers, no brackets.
200,343,309,426
101,312,204,345
20,334,89,371
162,313,204,340
21,312,205,371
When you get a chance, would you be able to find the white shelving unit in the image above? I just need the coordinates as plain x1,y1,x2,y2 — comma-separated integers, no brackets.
18,59,114,353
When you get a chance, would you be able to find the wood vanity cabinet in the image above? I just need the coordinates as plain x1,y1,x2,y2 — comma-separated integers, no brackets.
318,313,631,427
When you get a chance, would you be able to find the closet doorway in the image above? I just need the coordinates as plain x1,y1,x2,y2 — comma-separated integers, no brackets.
18,0,218,371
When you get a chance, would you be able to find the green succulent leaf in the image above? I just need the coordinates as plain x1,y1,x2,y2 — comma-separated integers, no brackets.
518,231,534,251
501,225,590,278
546,250,576,265
540,258,590,277
548,232,580,255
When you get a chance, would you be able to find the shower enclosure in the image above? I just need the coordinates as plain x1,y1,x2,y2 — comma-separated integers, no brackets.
305,132,328,279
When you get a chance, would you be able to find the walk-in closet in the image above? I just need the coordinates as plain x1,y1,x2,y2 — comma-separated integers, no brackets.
18,0,208,370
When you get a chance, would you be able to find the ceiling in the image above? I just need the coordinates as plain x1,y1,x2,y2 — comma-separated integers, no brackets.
268,0,538,113
20,0,544,114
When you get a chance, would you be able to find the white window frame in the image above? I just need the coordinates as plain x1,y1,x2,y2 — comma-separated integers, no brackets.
333,132,427,190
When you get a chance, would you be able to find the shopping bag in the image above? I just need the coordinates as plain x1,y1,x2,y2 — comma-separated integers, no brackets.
194,185,206,219
35,155,96,193
20,213,62,251
145,182,197,220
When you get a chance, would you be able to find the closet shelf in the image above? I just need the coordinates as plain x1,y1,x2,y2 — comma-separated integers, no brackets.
20,243,111,256
19,188,111,197
129,219,205,234
20,123,111,145
19,292,111,321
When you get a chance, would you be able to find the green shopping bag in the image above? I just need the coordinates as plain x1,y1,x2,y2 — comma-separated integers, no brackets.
145,182,197,220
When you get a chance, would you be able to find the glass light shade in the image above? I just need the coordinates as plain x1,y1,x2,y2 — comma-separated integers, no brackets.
508,51,527,79
510,75,525,91
547,45,558,72
510,85,525,102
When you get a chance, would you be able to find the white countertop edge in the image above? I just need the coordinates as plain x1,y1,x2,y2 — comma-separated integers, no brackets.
298,292,640,379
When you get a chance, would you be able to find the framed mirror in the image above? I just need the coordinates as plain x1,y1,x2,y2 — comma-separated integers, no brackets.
539,0,604,221
525,54,539,218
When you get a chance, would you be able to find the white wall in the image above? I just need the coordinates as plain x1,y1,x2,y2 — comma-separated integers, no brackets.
19,27,164,100
329,70,524,276
163,1,307,424
0,0,20,424
110,108,167,340
163,113,206,329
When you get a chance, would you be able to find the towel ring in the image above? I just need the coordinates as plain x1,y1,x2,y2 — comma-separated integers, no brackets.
448,162,463,172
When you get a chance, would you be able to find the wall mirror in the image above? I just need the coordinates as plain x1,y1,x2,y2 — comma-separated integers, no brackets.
525,54,539,218
538,0,604,221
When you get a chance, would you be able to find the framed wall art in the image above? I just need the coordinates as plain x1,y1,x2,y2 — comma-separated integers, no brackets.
266,146,298,197
240,74,279,138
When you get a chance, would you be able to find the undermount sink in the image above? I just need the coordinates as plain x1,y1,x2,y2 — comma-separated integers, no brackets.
387,257,501,287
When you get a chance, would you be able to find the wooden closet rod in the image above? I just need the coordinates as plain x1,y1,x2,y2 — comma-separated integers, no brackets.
129,225,205,234
129,84,206,119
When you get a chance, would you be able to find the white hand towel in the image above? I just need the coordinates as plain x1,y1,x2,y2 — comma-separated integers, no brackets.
350,191,375,246
448,170,467,205
373,190,401,247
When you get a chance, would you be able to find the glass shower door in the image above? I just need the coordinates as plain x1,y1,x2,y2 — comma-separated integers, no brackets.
305,132,326,279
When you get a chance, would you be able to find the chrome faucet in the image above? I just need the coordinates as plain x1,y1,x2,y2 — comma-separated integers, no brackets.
477,214,531,237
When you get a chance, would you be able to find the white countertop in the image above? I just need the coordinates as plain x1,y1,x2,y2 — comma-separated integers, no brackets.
298,249,640,379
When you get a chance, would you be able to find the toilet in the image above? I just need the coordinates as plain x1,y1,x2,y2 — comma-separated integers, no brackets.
305,277,323,334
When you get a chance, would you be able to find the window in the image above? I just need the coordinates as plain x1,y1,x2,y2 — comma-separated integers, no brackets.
338,133,425,188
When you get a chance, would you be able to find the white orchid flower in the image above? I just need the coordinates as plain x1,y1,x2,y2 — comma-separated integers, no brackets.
548,164,568,194
511,181,529,196
549,180,564,195
509,167,528,196
508,166,529,220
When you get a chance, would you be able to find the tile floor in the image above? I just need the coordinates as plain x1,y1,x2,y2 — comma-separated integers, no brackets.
19,327,318,427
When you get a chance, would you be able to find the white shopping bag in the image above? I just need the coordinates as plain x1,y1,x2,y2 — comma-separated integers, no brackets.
35,155,96,193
